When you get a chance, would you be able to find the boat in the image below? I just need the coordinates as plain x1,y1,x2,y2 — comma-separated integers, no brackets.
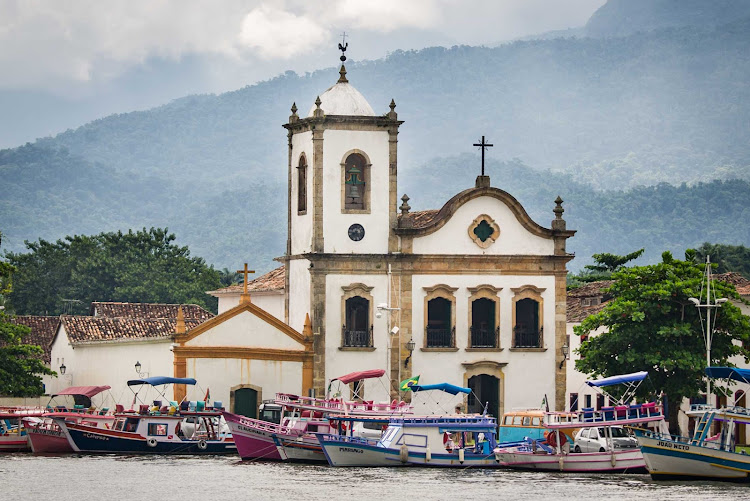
1,406,46,452
634,366,750,482
316,382,502,467
53,376,235,454
494,371,666,473
498,408,576,444
224,369,410,461
24,385,115,453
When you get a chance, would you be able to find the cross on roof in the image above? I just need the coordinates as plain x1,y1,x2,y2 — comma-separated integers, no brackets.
473,135,493,177
236,263,256,296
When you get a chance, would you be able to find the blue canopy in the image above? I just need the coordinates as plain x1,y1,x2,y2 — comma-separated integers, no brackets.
411,383,471,395
127,376,197,386
586,371,648,388
706,367,750,384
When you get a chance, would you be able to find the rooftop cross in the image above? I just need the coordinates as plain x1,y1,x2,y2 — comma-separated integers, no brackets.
236,263,256,300
473,135,494,177
338,32,348,62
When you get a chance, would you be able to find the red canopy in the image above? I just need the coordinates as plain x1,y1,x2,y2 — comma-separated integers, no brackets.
52,385,111,398
331,369,385,384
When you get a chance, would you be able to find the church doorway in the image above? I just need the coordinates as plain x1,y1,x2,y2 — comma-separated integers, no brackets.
231,386,259,418
468,374,500,419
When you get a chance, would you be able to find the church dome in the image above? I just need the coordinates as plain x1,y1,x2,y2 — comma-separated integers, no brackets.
307,67,375,117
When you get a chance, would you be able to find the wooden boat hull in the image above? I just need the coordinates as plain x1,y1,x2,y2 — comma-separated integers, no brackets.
26,426,71,453
0,435,29,452
494,449,646,473
636,433,750,482
273,435,327,462
60,421,236,455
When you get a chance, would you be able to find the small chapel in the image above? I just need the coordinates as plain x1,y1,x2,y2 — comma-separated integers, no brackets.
174,44,576,419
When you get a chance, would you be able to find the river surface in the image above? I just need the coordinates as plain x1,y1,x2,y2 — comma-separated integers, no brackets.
0,454,746,501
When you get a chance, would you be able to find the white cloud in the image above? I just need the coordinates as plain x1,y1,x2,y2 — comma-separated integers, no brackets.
238,5,330,59
332,0,441,32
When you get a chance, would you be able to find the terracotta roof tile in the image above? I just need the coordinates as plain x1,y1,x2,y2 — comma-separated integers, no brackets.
566,281,614,323
398,209,440,228
715,272,750,295
209,265,286,294
90,302,213,320
5,315,59,363
61,316,205,344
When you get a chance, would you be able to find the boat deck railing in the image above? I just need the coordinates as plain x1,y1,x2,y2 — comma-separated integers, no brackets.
545,402,663,428
225,413,299,436
275,393,412,415
316,433,376,446
636,428,732,451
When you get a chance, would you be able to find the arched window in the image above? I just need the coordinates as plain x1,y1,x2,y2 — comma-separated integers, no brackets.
471,298,497,348
343,296,371,347
511,285,545,348
297,154,307,214
343,153,366,211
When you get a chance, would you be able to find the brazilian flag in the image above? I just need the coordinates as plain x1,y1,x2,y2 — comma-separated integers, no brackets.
400,375,420,391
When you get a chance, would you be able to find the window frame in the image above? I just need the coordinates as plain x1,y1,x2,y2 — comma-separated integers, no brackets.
510,285,546,349
340,283,375,350
467,284,502,349
422,284,458,349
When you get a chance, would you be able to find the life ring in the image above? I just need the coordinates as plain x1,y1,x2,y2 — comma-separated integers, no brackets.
197,439,208,450
146,438,158,448
544,430,567,448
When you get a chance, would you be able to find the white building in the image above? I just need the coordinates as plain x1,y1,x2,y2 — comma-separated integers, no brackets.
184,57,576,418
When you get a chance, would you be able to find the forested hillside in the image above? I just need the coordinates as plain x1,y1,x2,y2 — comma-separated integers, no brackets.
3,3,750,273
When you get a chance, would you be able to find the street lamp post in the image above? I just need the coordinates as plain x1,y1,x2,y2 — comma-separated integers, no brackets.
689,256,728,406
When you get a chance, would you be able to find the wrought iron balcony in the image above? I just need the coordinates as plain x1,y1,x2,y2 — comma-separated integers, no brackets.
470,326,499,348
426,326,455,348
342,325,373,347
514,325,542,348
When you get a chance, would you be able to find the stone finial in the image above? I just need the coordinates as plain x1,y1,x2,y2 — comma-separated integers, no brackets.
388,99,397,120
400,194,411,215
313,96,324,118
552,195,566,230
303,313,313,339
175,305,186,335
289,102,298,123
475,175,491,188
338,64,348,83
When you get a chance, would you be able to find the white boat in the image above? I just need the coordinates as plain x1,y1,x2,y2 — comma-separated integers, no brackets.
635,366,750,482
495,371,666,473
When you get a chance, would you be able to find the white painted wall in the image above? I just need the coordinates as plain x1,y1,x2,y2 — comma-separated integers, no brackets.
288,259,311,333
291,131,313,255
410,274,558,413
565,323,608,411
321,129,391,254
47,333,173,407
185,311,304,351
412,197,554,255
215,291,283,318
185,358,304,411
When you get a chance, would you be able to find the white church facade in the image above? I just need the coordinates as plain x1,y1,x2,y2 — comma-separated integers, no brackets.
188,55,576,417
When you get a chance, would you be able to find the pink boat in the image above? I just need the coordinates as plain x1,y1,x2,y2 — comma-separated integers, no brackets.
224,369,411,462
0,407,46,452
24,385,114,453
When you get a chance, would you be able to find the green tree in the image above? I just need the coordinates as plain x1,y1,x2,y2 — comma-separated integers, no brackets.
575,251,750,431
5,228,223,315
693,243,750,279
0,231,56,396
569,249,644,286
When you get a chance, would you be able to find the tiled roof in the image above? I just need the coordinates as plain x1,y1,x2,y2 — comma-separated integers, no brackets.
398,209,440,228
5,315,59,363
715,272,750,295
208,266,286,294
90,302,214,320
61,316,205,344
566,281,614,323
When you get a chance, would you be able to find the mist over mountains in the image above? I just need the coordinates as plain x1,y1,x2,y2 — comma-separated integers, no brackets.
3,0,750,274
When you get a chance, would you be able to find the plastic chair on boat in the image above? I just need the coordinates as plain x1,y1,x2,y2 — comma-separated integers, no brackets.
196,401,205,412
601,406,615,420
139,404,149,415
213,401,223,410
582,408,594,422
180,401,189,412
628,404,642,418
115,404,125,413
615,406,628,419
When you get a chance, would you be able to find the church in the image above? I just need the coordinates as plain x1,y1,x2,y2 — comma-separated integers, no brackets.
172,47,576,418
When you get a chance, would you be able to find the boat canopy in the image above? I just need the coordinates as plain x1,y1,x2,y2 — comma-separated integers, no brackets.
411,383,471,395
126,376,197,386
330,369,386,384
706,367,750,384
52,385,111,398
586,371,648,388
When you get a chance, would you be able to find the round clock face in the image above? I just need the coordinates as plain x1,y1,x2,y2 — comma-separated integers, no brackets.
348,223,365,241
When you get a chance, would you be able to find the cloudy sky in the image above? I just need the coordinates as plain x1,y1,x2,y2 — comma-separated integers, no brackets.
0,0,605,147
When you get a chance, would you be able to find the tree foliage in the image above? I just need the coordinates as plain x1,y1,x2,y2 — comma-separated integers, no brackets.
574,251,750,429
570,249,645,286
4,228,223,315
692,242,750,279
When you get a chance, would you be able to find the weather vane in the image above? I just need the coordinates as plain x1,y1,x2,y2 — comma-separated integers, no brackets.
338,32,348,62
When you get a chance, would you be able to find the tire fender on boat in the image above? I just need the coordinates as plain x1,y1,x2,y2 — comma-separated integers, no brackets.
146,438,158,448
399,444,409,463
197,439,208,450
425,447,431,462
458,448,465,464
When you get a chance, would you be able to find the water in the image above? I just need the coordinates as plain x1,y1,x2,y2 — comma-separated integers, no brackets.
0,454,745,501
